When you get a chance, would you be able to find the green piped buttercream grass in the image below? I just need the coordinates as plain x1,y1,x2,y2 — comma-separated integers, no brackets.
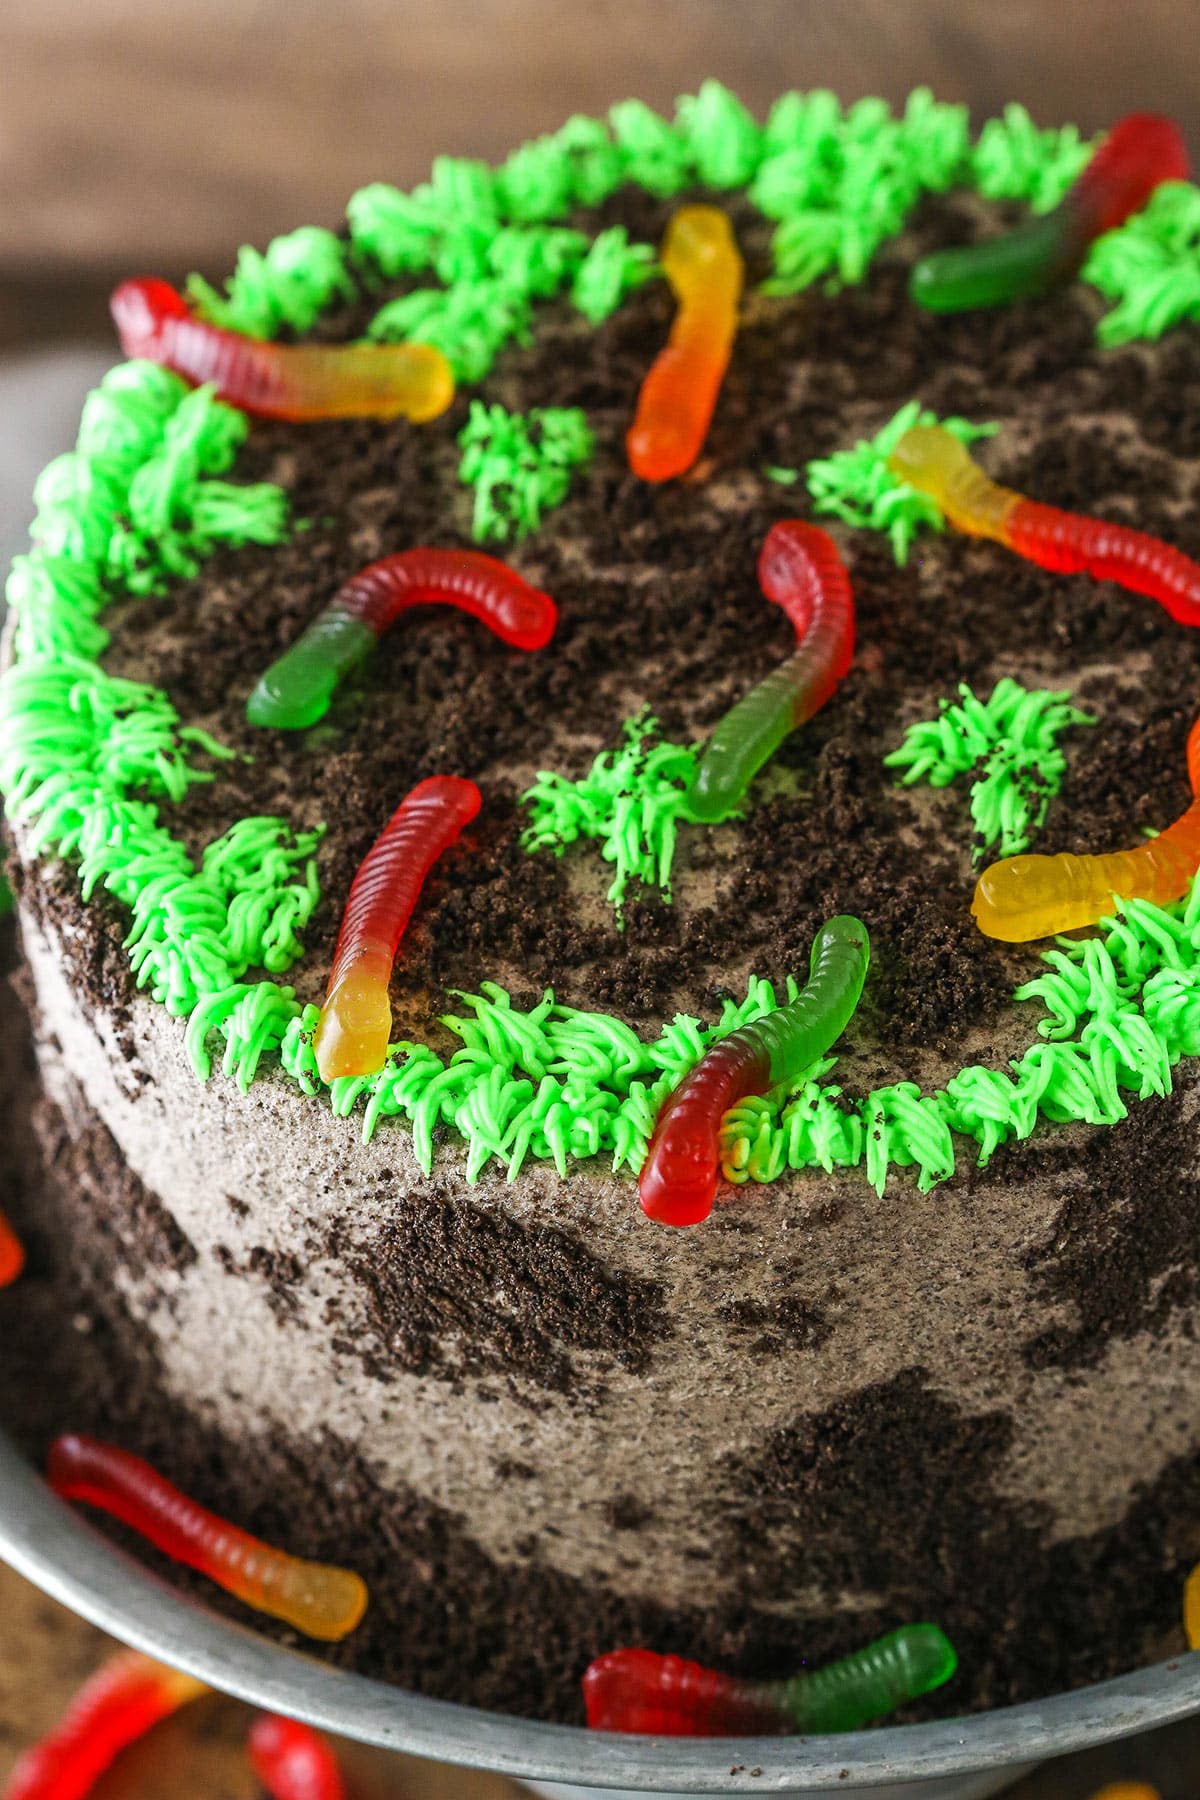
719,876,1200,1194
187,225,356,338
1082,180,1200,345
457,401,593,542
520,715,699,921
805,400,999,564
0,359,316,1024
969,104,1098,212
885,678,1096,861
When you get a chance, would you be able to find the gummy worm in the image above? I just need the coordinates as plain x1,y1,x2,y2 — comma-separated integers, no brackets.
686,521,855,822
46,1434,367,1641
314,775,482,1081
887,424,1200,627
1084,1789,1162,1800
247,548,557,730
627,205,743,483
247,1715,347,1800
110,277,454,423
3,1649,206,1800
1186,1556,1200,1651
910,112,1189,311
639,915,870,1227
0,1206,24,1286
974,712,1200,941
582,1624,956,1736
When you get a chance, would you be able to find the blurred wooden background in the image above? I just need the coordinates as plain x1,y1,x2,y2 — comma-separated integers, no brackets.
1,0,1199,346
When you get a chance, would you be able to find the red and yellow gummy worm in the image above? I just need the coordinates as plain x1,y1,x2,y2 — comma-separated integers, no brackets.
47,1434,367,1641
111,277,454,423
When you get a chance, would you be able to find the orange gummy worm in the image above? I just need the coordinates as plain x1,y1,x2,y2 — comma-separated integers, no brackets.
974,712,1200,941
47,1434,367,1641
1184,1556,1200,1650
111,277,454,424
627,205,743,482
4,1649,205,1800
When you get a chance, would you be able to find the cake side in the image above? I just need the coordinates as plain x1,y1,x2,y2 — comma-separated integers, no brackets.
6,99,1200,1722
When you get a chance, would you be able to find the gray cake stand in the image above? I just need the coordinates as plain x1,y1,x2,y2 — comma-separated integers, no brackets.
3,1433,1200,1799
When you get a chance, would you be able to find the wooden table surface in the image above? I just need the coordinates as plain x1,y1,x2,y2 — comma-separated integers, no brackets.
3,1559,1200,1798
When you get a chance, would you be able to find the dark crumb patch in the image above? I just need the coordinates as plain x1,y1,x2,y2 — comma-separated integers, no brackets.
603,1493,654,1532
1017,1089,1200,1370
718,1291,832,1357
493,1456,535,1481
717,1368,1200,1714
27,1100,195,1281
349,1184,669,1394
214,1241,307,1322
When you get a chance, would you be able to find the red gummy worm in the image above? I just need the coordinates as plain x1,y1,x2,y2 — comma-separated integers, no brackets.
1005,501,1200,627
0,1206,24,1286
4,1649,205,1800
333,548,556,648
686,521,856,821
314,776,483,1081
246,548,558,730
583,1649,784,1737
247,1715,347,1800
1070,113,1191,238
110,277,454,423
46,1435,367,1640
639,1036,771,1227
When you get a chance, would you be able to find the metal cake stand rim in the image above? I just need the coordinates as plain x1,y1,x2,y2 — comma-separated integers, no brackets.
2,1431,1198,1793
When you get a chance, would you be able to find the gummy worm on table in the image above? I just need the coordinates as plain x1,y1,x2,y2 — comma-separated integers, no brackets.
46,1433,367,1640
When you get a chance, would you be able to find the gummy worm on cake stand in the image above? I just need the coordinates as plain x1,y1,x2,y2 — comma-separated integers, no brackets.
0,1207,23,1286
110,277,454,423
3,1649,206,1800
974,711,1200,941
910,111,1189,311
246,548,557,730
627,204,744,483
247,1714,347,1800
314,775,482,1082
582,1624,957,1735
684,521,856,823
886,423,1200,627
47,1434,367,1640
639,914,870,1227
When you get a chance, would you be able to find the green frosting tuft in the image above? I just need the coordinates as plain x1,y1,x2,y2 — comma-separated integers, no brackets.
805,398,999,564
570,227,657,325
521,715,698,921
0,361,314,1023
757,88,969,295
1083,180,1200,345
885,677,1096,861
969,104,1098,213
720,875,1200,1194
457,401,593,541
187,226,356,338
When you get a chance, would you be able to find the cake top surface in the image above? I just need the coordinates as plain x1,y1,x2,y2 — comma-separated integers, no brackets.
6,84,1200,1217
